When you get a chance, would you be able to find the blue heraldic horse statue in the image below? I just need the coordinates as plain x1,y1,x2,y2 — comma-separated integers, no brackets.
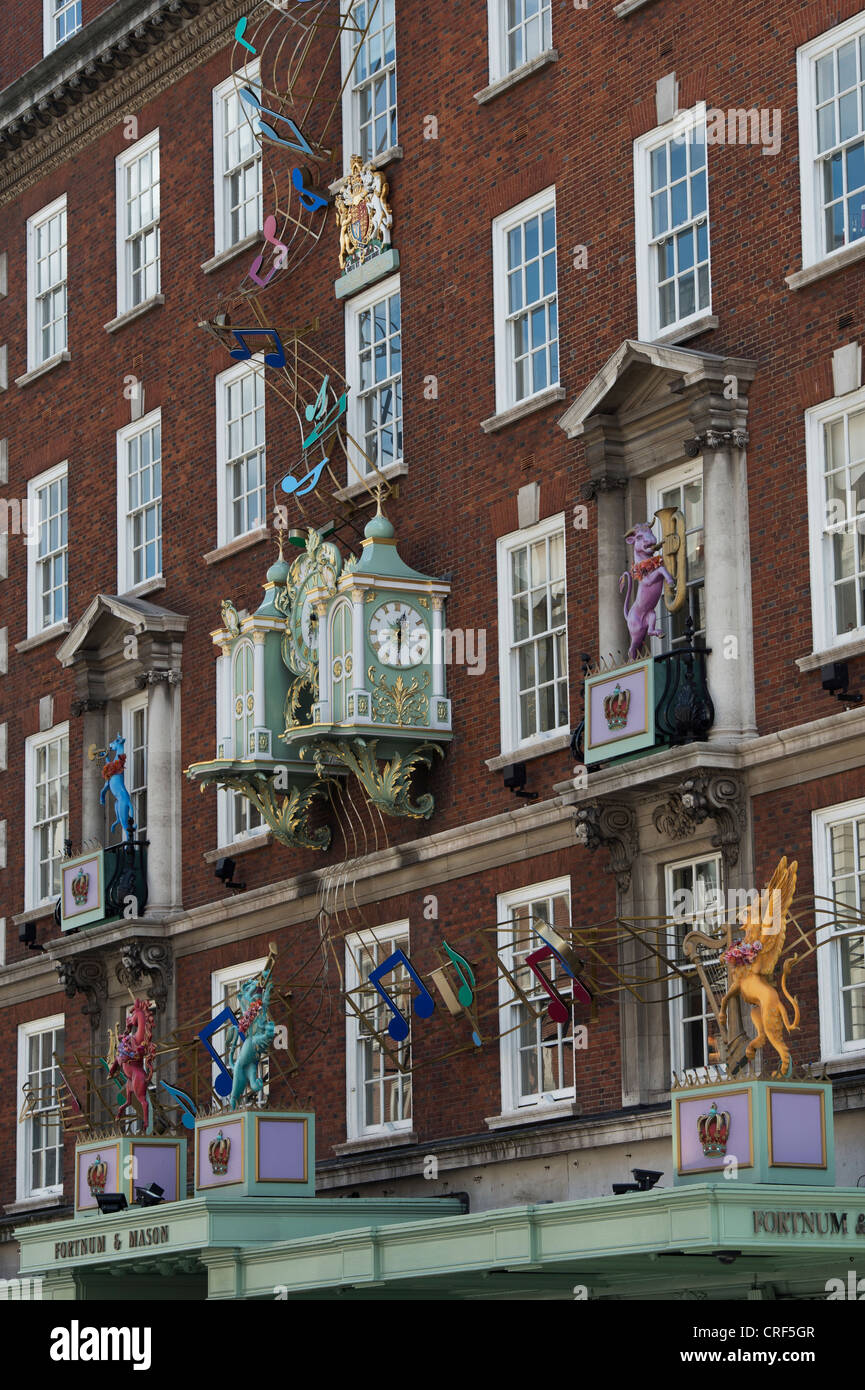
100,734,136,837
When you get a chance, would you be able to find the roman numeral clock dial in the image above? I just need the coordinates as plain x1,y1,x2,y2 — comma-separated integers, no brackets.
369,602,428,667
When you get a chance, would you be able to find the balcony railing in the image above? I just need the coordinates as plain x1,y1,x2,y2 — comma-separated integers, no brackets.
55,825,149,933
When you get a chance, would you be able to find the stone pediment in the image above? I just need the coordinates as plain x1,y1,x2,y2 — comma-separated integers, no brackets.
57,595,188,667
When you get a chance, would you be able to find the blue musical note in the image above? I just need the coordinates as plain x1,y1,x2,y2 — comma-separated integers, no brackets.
302,391,347,449
160,1080,197,1130
281,456,328,498
228,327,286,368
291,167,329,212
368,949,435,1042
234,17,256,53
239,88,315,158
197,1007,245,1098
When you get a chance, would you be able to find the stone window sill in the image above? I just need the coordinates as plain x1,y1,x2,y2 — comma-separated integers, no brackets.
3,1193,67,1217
15,620,70,654
11,904,56,928
796,635,865,673
485,730,571,773
328,146,403,195
333,460,407,503
203,831,273,864
651,312,719,347
204,526,270,566
614,0,658,15
201,232,260,276
474,50,559,105
481,385,566,434
120,575,166,601
105,294,165,334
786,238,865,290
15,350,70,388
333,1128,417,1156
486,1102,580,1131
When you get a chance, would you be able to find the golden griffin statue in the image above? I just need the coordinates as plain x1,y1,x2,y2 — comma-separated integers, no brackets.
718,857,801,1078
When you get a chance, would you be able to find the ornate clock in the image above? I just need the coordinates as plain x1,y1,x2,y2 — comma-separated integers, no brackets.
369,601,428,667
282,537,341,677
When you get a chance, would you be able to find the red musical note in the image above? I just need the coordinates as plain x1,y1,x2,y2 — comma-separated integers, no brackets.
534,929,592,1009
525,946,571,1025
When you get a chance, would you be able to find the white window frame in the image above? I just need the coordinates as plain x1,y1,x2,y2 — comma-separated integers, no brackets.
26,460,68,640
339,0,398,169
216,358,267,548
813,797,865,1061
634,103,711,342
486,0,553,86
345,921,413,1141
496,877,575,1114
344,272,402,483
495,511,568,756
17,1014,65,1201
115,128,161,317
806,384,865,653
210,958,269,1102
26,194,68,373
664,851,724,1078
121,692,148,839
796,13,865,274
116,408,163,595
492,186,559,416
645,456,705,649
212,62,262,256
43,0,81,54
24,723,69,911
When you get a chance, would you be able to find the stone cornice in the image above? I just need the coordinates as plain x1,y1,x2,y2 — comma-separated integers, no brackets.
0,0,239,206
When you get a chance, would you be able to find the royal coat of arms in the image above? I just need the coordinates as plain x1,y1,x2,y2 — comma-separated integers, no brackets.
335,154,393,273
603,684,630,730
208,1131,231,1176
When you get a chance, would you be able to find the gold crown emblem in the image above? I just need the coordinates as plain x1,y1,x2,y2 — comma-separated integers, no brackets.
71,870,90,906
697,1101,731,1156
603,684,631,730
87,1154,108,1194
208,1131,231,1176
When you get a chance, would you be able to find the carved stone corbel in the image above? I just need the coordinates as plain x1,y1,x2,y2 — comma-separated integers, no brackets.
56,957,108,1033
116,941,173,1016
574,801,639,893
683,429,749,457
580,474,629,502
652,771,746,867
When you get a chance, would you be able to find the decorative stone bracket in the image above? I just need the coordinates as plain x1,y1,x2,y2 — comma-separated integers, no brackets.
580,474,629,502
134,669,182,689
652,770,746,868
683,429,749,456
116,940,173,1016
56,957,108,1033
573,801,639,893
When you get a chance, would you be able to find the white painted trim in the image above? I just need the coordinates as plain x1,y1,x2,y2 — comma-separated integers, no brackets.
26,459,68,640
491,185,558,416
662,850,723,1076
215,356,266,549
17,1012,65,1201
339,2,397,172
812,796,865,1062
805,384,865,654
344,920,412,1141
796,12,865,272
495,876,573,1114
24,722,69,911
486,0,553,85
121,690,148,837
26,194,67,374
495,510,568,756
116,407,163,596
343,272,401,486
114,128,160,318
212,61,261,257
633,103,710,342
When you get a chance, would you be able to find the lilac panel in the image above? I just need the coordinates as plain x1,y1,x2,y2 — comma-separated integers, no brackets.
258,1118,306,1181
63,857,100,916
133,1144,180,1201
77,1145,119,1209
588,670,648,750
770,1091,825,1166
197,1119,244,1187
677,1092,751,1173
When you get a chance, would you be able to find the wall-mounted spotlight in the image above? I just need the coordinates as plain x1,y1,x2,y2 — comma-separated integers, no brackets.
821,661,862,703
18,921,45,953
612,1168,663,1194
134,1182,165,1208
96,1193,128,1215
502,763,538,800
214,857,246,893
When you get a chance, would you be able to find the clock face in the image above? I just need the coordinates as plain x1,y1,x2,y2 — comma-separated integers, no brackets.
369,601,428,667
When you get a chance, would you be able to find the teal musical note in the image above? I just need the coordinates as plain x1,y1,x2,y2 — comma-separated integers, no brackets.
160,1080,197,1130
442,940,475,1007
234,17,256,53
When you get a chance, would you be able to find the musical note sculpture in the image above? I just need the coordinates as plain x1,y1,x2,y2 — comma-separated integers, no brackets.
229,327,286,368
368,949,435,1042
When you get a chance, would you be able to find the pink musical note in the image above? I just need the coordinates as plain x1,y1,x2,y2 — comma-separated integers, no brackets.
525,946,570,1025
368,949,435,1042
249,214,289,288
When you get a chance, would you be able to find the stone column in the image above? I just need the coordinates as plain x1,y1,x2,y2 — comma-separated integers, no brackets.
583,477,630,664
351,589,365,695
140,671,181,911
684,423,757,740
72,699,107,845
252,632,266,727
316,601,331,722
431,597,445,698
